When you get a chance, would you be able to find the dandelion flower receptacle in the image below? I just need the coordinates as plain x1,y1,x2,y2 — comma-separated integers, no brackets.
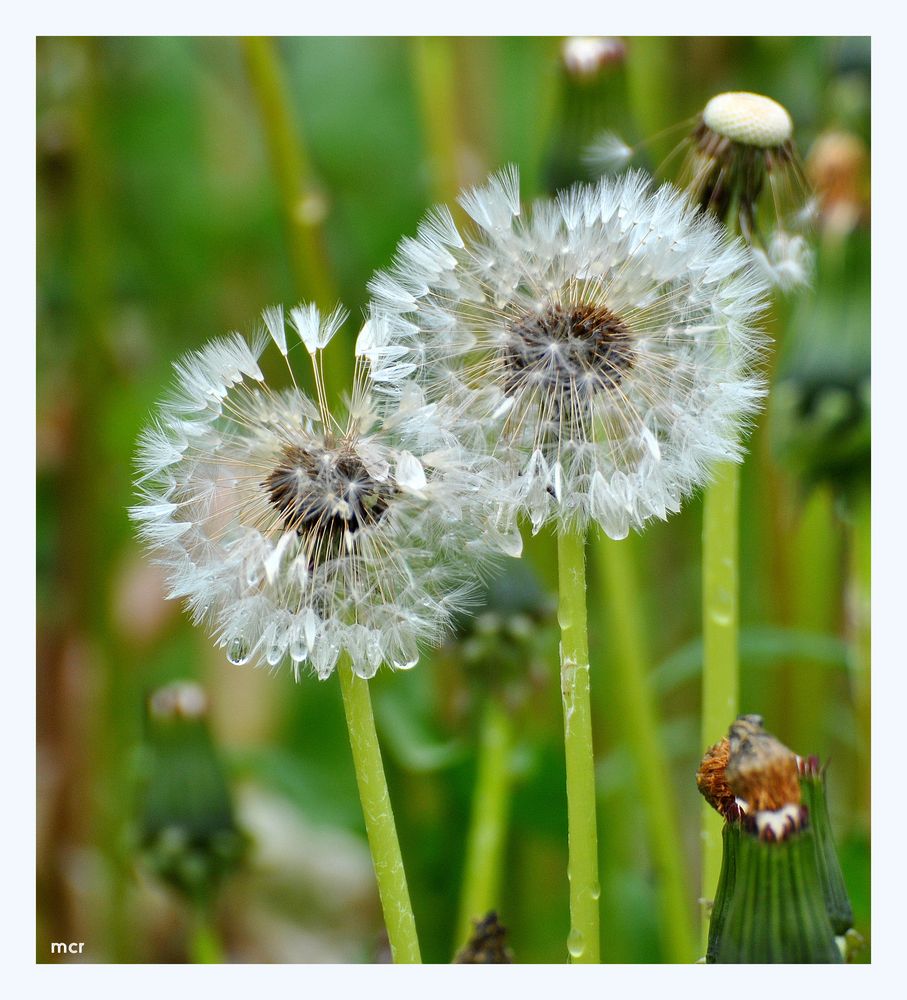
365,168,768,541
131,307,506,682
684,91,813,291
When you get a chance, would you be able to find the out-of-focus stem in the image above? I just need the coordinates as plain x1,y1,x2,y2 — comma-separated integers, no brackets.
241,37,347,400
700,460,740,950
455,696,514,949
189,906,224,964
847,487,870,821
410,37,464,209
593,535,696,962
557,527,600,963
789,485,841,754
337,656,421,964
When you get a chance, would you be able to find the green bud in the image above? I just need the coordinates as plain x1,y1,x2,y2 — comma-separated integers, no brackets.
137,682,247,905
716,821,841,963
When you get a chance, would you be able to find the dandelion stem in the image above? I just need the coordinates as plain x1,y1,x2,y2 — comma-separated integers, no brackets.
557,526,600,963
410,38,465,208
337,656,421,963
188,906,224,964
789,486,840,753
593,535,696,962
455,695,514,949
241,37,348,401
700,460,740,950
847,486,871,821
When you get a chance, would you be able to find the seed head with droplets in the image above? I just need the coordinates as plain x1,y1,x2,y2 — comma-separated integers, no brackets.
130,305,514,680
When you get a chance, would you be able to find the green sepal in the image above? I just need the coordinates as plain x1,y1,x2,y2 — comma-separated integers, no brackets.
800,767,854,934
716,825,842,963
706,821,741,963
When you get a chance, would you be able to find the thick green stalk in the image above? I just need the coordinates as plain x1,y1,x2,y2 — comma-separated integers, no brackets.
557,527,600,963
594,535,696,962
455,697,514,948
700,460,740,949
337,657,421,963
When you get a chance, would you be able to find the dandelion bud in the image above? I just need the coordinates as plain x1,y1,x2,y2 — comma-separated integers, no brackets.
700,716,842,963
716,822,842,963
137,682,247,905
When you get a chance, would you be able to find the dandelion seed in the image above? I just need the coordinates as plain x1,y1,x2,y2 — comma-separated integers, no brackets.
364,168,768,539
131,305,509,680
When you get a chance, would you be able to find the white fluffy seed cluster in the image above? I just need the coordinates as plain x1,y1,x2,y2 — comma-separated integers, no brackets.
363,169,768,539
131,317,514,679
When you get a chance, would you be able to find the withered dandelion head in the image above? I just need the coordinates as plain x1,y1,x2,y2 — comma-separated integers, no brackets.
683,91,813,290
725,714,804,837
696,737,741,821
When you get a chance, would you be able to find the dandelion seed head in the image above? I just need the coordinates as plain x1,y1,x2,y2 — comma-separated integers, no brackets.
366,168,768,539
131,306,509,680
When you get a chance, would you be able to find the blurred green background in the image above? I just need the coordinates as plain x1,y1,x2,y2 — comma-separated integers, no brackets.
36,36,870,963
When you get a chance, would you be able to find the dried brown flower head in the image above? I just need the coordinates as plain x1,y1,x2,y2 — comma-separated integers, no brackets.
725,714,801,813
696,737,741,821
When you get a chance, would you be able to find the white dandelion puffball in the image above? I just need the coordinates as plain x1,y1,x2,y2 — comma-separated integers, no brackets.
363,168,768,539
131,307,512,680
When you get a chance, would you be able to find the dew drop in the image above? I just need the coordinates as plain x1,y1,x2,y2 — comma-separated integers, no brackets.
266,645,284,667
566,927,585,959
590,881,601,901
226,638,250,666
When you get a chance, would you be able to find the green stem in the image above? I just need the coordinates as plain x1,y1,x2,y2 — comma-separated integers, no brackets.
700,460,740,951
189,905,224,964
847,486,871,822
788,486,840,754
593,535,696,962
410,38,464,207
557,527,600,963
455,696,514,948
337,656,421,964
241,37,348,402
